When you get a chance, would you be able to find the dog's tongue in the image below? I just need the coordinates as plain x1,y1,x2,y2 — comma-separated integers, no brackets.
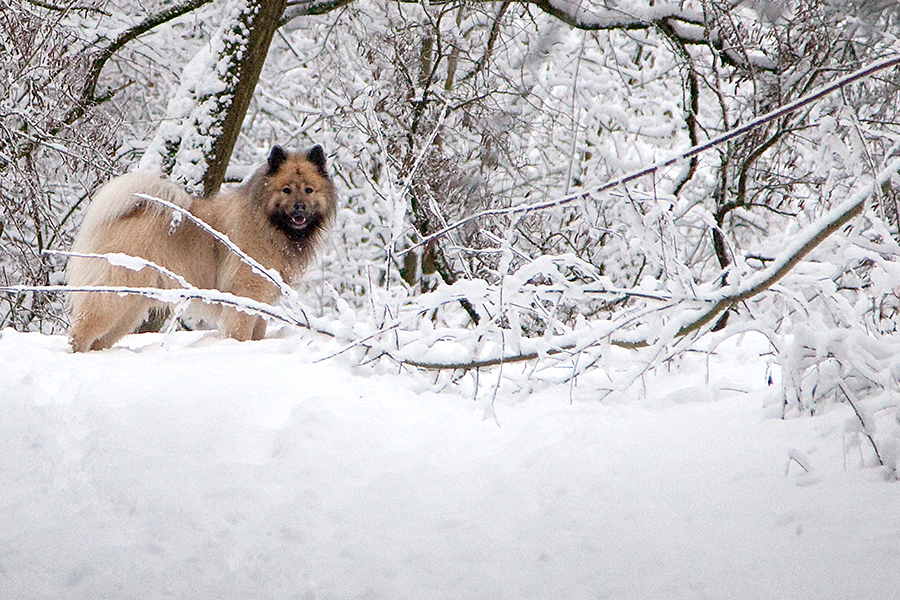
291,214,308,228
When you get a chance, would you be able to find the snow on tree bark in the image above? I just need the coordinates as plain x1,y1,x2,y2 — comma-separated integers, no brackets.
140,0,287,196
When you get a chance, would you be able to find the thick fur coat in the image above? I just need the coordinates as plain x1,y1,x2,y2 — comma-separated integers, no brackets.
68,145,336,352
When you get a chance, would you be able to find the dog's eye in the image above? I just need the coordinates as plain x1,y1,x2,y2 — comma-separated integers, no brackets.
282,187,291,194
304,187,314,194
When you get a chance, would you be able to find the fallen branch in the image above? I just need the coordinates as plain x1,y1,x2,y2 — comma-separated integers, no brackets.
390,158,900,371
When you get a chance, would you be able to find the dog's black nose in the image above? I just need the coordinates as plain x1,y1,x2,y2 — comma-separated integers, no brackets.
293,202,306,213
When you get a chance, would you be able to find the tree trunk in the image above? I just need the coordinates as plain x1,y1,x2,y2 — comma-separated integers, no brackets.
143,0,287,196
201,0,288,197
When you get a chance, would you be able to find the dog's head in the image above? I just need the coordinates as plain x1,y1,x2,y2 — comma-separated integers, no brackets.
263,145,336,245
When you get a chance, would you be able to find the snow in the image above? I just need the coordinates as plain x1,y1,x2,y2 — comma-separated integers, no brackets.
2,327,898,599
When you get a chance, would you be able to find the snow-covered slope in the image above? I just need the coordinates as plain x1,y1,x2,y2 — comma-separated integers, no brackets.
1,328,897,599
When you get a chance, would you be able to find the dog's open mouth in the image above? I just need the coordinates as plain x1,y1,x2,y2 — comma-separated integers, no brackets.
272,209,321,243
290,213,309,229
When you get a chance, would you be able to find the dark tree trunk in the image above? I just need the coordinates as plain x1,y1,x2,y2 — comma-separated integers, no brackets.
201,0,288,197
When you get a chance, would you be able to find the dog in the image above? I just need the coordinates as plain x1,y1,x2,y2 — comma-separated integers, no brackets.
67,145,336,352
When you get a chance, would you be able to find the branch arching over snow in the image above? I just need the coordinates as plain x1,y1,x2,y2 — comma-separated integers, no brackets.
3,167,894,369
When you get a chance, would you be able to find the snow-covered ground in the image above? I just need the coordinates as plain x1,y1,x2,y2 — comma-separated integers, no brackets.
1,327,897,599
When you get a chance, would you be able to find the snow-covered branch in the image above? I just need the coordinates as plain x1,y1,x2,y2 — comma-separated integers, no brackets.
524,0,703,33
402,54,900,257
0,283,318,331
61,0,215,140
284,0,355,18
130,193,296,300
286,0,767,70
44,249,192,289
673,175,885,338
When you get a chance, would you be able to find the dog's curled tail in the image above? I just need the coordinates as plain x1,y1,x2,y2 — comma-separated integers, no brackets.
73,173,194,247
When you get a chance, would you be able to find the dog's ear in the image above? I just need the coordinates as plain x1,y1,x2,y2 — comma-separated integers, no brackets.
267,145,289,176
307,145,327,176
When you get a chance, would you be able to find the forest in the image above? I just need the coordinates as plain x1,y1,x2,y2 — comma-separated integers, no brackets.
3,0,900,467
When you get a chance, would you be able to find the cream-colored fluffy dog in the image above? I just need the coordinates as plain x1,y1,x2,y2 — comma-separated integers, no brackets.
68,145,336,352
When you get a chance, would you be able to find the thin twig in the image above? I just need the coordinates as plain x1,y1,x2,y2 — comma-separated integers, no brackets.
837,382,885,467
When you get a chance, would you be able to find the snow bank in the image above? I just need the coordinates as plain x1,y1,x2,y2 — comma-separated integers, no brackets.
0,328,897,599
